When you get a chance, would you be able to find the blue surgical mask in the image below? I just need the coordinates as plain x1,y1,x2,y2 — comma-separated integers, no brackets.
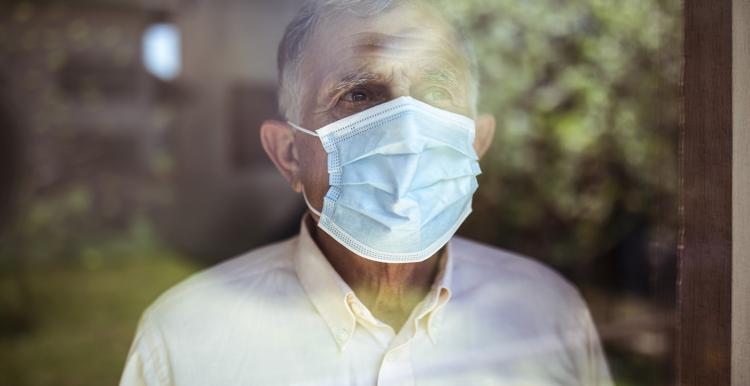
288,96,481,263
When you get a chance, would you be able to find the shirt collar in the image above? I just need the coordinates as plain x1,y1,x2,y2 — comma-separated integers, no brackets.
294,215,357,351
413,241,452,344
293,214,453,350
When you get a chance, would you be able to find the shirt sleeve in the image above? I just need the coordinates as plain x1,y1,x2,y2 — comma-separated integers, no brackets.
119,308,174,386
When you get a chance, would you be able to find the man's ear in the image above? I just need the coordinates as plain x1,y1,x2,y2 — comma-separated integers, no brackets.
260,119,303,193
474,113,496,159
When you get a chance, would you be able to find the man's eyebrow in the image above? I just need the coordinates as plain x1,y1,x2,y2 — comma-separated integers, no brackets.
331,71,385,93
421,66,460,89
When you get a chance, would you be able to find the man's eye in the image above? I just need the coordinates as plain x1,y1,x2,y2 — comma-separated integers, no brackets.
342,89,370,103
425,88,451,102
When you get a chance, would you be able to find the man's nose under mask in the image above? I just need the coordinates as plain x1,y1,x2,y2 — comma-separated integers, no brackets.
289,96,481,264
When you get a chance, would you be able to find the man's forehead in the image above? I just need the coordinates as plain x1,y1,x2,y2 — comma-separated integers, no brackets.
315,1,454,39
303,2,466,75
339,29,453,53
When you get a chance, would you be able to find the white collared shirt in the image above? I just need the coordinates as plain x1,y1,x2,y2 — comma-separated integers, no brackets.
120,217,613,386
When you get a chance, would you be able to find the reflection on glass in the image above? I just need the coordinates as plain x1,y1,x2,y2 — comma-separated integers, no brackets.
142,23,180,81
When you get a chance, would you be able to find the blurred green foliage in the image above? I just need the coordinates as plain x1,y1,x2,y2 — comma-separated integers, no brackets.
436,0,681,270
0,243,195,386
0,192,160,269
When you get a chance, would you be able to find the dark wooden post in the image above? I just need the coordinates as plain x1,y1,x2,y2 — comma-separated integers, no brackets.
678,0,733,385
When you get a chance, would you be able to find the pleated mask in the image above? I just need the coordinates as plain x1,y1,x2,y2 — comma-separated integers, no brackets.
288,96,481,263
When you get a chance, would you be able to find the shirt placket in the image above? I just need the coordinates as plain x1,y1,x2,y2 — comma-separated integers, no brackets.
347,295,395,348
345,295,419,386
377,342,415,386
374,292,442,386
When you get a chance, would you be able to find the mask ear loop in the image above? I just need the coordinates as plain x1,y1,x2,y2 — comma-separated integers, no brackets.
288,121,324,219
287,121,319,137
302,189,322,218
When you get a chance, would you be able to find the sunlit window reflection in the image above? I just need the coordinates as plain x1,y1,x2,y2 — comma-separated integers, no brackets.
142,23,180,81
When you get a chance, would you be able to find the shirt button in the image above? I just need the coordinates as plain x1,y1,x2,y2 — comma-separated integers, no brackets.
337,328,349,342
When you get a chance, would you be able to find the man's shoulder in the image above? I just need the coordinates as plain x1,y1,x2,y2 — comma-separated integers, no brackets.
450,236,583,307
145,236,302,321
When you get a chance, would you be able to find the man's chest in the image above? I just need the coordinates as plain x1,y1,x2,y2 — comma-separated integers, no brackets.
162,309,577,386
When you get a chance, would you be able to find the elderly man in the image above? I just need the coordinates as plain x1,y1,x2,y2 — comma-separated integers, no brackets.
120,0,612,385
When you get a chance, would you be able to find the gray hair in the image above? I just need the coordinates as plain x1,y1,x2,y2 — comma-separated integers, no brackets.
276,0,479,123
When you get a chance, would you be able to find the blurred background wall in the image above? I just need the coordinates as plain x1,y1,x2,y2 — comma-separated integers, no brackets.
0,0,680,385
